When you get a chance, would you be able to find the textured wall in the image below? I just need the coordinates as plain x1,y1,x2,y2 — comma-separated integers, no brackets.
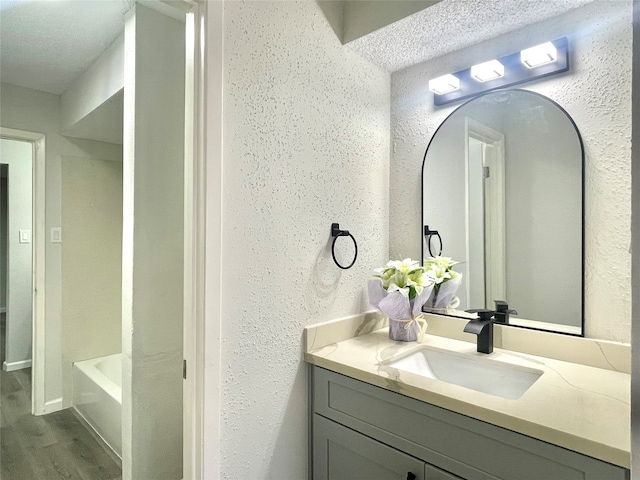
390,1,632,343
221,1,390,478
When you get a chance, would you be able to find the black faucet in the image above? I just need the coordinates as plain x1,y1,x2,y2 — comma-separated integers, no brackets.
464,309,496,354
493,300,517,324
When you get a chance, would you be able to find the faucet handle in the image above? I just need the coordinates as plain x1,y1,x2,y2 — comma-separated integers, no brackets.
494,300,508,312
494,300,517,314
465,308,495,321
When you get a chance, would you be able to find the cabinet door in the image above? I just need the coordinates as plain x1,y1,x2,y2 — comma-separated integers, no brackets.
426,464,464,480
314,414,425,480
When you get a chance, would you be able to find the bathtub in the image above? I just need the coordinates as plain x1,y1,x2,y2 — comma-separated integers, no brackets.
73,353,122,457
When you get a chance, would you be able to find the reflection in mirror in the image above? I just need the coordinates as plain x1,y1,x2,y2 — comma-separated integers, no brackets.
422,89,583,335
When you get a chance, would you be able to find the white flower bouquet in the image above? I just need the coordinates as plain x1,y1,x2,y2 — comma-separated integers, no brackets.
422,256,462,312
367,258,435,342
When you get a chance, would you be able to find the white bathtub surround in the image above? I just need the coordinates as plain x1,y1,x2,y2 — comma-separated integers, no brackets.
61,155,122,405
73,353,122,458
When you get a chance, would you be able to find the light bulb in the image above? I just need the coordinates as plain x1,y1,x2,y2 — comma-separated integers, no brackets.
428,74,460,95
521,42,558,68
470,60,504,82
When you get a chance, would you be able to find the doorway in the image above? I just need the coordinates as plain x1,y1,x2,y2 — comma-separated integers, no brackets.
0,134,120,480
0,0,205,476
0,129,45,416
1,139,33,377
465,117,506,309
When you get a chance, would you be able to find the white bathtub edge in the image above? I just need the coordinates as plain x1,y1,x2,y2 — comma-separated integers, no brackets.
73,354,122,403
73,353,123,458
73,406,122,460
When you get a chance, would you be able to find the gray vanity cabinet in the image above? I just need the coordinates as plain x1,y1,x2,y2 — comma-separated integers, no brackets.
314,414,461,480
314,414,426,480
310,366,629,480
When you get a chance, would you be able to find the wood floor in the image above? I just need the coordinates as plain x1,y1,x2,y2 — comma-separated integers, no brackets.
1,318,122,480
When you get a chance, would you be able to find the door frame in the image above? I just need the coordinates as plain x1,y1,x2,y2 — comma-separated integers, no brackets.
464,117,506,307
133,0,210,477
0,127,46,415
182,0,215,478
182,0,202,478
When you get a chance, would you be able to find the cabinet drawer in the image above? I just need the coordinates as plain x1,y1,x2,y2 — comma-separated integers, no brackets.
314,414,426,480
312,367,628,480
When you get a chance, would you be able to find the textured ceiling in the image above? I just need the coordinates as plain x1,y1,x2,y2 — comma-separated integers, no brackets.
346,0,597,72
0,0,132,95
0,0,600,93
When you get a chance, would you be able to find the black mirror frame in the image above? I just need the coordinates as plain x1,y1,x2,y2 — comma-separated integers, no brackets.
420,88,586,337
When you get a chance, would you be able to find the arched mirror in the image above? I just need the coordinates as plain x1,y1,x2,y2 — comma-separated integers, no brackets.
422,89,584,335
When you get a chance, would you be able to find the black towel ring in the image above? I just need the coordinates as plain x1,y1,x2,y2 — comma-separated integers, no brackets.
331,223,358,270
424,225,443,257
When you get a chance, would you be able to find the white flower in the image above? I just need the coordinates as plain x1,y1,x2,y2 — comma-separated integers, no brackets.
408,268,435,295
423,256,462,289
373,266,395,289
372,258,439,301
387,258,420,274
425,256,460,270
387,282,410,297
429,264,452,285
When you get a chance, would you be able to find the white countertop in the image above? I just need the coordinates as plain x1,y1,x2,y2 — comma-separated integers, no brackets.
304,325,630,468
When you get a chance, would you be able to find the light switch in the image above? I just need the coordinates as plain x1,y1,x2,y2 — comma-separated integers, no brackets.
19,230,31,243
51,227,62,243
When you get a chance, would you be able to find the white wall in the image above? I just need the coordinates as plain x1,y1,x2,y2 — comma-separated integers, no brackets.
502,100,582,326
0,139,33,369
0,83,122,407
1,176,7,310
630,2,640,474
342,1,441,43
421,112,467,306
122,5,184,479
390,1,632,343
61,154,122,405
217,1,390,478
60,33,124,145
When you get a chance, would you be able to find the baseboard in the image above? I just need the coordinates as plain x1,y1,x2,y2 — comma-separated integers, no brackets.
43,397,64,414
3,359,32,371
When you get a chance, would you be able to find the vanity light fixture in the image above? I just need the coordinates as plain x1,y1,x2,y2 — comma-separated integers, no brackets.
430,37,569,106
428,74,460,95
470,60,504,82
521,42,558,68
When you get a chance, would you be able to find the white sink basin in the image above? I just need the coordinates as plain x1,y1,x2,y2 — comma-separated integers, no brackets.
388,347,543,400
